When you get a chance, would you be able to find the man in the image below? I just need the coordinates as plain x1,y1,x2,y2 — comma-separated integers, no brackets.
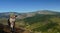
8,14,17,33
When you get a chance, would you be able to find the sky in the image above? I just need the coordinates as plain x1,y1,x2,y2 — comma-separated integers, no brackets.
0,0,60,13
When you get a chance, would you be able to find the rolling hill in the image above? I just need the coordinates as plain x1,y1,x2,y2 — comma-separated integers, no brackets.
0,10,60,18
0,10,60,33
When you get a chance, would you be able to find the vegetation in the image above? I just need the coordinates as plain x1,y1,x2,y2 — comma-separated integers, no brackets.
23,14,60,33
0,13,60,33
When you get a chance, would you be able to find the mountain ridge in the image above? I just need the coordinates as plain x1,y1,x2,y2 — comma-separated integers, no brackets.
0,10,60,19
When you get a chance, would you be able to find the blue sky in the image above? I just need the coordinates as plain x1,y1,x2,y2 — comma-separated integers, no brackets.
0,0,60,13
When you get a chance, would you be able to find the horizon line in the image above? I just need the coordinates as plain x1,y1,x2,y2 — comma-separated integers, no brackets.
0,10,60,13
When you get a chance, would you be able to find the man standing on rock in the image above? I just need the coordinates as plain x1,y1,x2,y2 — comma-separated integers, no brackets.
8,13,17,33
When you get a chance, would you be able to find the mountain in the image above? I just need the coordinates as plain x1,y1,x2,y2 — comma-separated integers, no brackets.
0,10,60,19
23,10,60,33
0,10,60,33
36,10,60,15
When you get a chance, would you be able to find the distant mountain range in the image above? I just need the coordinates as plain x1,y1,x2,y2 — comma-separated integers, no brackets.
0,10,60,33
0,10,60,19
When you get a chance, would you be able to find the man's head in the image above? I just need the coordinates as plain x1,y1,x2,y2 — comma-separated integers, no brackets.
10,13,17,18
